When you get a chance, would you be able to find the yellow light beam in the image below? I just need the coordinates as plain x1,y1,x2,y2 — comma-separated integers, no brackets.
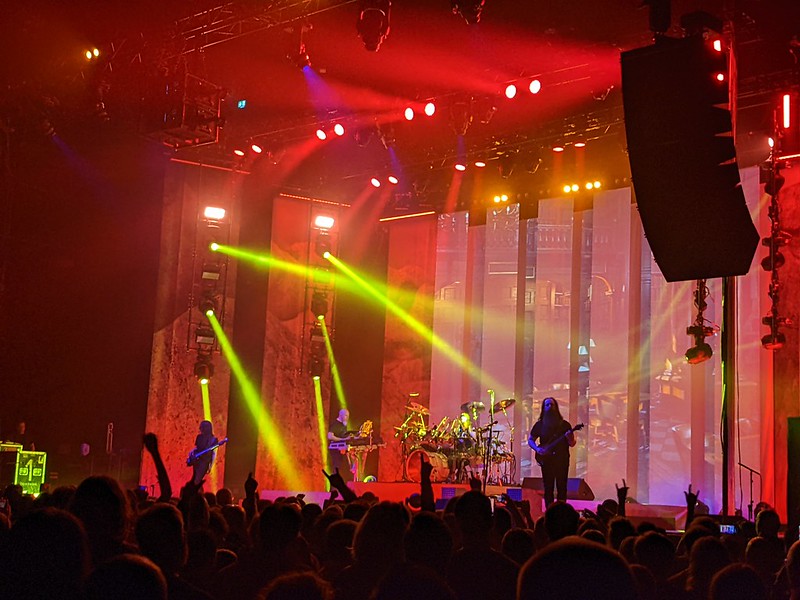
319,317,347,410
206,313,303,489
312,376,330,473
326,252,500,389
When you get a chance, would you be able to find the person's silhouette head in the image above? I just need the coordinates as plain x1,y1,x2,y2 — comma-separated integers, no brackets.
85,554,167,600
519,537,637,600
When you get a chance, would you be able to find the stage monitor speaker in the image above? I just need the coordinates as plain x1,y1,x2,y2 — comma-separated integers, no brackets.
788,418,800,540
522,477,595,501
621,35,758,282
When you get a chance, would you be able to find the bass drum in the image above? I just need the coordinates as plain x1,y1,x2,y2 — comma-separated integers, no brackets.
406,449,450,483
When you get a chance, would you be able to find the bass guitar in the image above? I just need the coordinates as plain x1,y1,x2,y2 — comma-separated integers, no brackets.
187,437,229,466
530,424,583,466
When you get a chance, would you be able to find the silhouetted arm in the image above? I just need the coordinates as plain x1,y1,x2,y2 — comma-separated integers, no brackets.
323,468,358,503
616,479,629,517
143,433,172,502
420,455,435,512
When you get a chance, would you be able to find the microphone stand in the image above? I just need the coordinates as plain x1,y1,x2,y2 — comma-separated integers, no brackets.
737,462,761,521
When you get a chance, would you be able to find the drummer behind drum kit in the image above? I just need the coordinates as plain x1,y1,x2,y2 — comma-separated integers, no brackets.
395,396,517,485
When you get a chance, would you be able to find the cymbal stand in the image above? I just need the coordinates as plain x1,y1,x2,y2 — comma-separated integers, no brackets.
483,390,495,493
500,406,516,484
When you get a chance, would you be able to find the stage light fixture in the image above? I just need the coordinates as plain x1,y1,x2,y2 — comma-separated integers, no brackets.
194,359,214,384
333,123,345,136
251,143,263,154
452,0,486,24
404,107,414,121
685,337,713,364
290,44,312,69
454,162,467,171
571,184,579,192
761,331,786,350
563,185,572,194
424,102,436,116
713,39,723,52
593,180,602,188
314,214,335,230
201,262,221,281
357,0,391,52
210,242,220,252
233,149,245,157
370,177,381,188
310,357,325,379
315,128,327,141
552,145,565,153
574,140,586,148
311,291,329,319
195,326,216,346
85,50,93,60
474,160,486,168
315,232,332,256
529,79,542,94
199,297,218,317
204,206,226,221
585,182,594,190
504,84,517,99
388,175,399,184
760,251,785,271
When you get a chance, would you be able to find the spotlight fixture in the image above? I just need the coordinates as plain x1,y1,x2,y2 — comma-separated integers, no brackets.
370,177,382,188
387,175,399,184
201,262,221,281
684,279,715,364
289,43,312,69
195,326,216,346
333,123,345,136
474,159,486,168
194,359,214,384
315,231,332,256
454,162,467,172
310,357,325,379
424,102,436,116
529,79,542,94
311,291,329,319
404,107,414,121
314,214,336,230
504,84,517,99
357,0,391,52
452,0,486,24
251,143,263,153
233,149,245,157
315,128,327,141
204,206,226,221
552,145,565,153
199,297,218,317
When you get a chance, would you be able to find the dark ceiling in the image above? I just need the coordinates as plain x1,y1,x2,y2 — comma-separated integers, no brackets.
2,1,798,207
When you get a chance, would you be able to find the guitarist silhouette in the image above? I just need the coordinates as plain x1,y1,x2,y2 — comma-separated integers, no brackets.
527,397,578,507
189,420,219,486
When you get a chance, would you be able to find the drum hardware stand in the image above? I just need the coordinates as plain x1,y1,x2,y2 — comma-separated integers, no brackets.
482,390,496,494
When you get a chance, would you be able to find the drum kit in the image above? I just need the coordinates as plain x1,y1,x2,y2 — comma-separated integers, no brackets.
395,396,516,485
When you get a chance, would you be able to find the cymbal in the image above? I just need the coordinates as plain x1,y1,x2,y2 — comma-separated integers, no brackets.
460,401,485,413
496,398,516,411
406,402,430,415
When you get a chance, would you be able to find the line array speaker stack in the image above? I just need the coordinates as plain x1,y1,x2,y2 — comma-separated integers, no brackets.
621,36,758,282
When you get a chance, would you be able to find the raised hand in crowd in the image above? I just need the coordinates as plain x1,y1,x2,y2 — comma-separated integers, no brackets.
615,479,629,516
142,433,172,502
685,483,699,525
322,468,357,503
419,454,435,512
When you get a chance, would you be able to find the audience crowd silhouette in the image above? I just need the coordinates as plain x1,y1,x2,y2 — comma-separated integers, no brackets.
0,433,796,600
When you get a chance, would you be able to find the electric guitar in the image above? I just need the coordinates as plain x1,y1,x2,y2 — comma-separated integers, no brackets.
187,437,228,466
530,424,583,466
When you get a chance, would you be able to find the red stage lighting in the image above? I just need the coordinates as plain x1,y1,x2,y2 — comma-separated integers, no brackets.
333,123,345,136
371,177,381,188
251,144,263,154
505,84,517,99
388,175,399,184
234,149,245,157
316,128,327,140
455,163,467,171
404,107,414,121
424,102,436,116
529,79,542,94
